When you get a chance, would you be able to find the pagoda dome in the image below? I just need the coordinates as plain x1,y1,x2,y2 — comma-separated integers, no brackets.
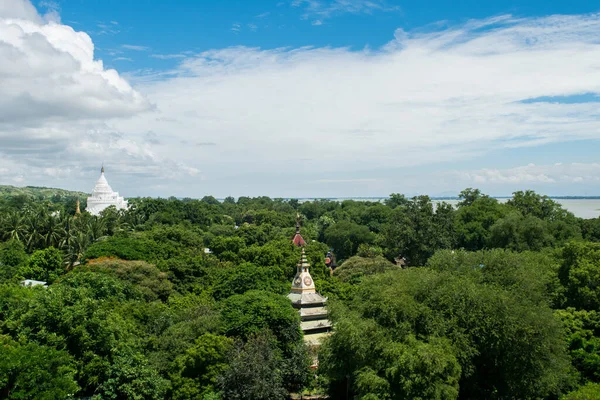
86,166,128,216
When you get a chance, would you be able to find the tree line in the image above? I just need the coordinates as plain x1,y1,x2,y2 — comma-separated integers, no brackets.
0,187,600,399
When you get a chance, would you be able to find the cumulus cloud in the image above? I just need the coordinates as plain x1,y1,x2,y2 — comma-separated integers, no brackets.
0,0,179,192
0,9,150,123
0,0,42,23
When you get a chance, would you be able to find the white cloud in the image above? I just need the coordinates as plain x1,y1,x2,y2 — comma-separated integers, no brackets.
38,0,60,23
122,44,149,51
151,53,186,59
3,1,600,197
114,12,600,196
315,178,379,183
96,22,119,35
0,9,150,123
0,0,183,192
292,0,400,19
0,0,42,23
456,163,600,185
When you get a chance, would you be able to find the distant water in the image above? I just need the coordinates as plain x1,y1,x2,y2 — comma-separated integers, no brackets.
431,199,600,219
293,197,600,219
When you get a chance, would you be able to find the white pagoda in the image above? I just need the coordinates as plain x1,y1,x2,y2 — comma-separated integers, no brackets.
86,166,128,216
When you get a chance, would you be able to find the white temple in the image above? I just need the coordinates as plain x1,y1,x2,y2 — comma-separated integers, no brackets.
86,166,128,216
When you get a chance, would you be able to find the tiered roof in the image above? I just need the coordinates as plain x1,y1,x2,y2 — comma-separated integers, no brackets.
287,248,332,346
292,213,306,247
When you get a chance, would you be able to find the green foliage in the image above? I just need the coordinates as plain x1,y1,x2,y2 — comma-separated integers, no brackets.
212,262,286,300
218,332,289,400
508,190,570,221
0,240,28,280
324,220,374,260
321,267,573,399
427,248,563,306
79,258,173,301
581,218,600,242
0,184,87,211
0,335,79,399
220,290,301,354
94,347,169,400
84,235,180,263
562,382,600,399
170,333,233,399
489,212,555,251
18,246,63,283
455,191,508,251
334,256,398,284
1,188,599,398
382,196,456,265
557,308,600,383
560,242,600,311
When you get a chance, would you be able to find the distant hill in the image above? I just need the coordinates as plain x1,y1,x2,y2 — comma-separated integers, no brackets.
0,185,88,200
0,185,89,212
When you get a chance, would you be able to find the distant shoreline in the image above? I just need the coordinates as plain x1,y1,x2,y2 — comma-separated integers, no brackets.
217,196,600,201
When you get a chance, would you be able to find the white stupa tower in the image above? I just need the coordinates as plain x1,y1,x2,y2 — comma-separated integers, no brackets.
86,165,128,216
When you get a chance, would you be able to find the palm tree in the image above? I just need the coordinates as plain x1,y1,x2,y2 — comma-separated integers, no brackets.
24,210,45,251
87,216,107,242
65,230,90,268
40,212,65,248
1,211,26,242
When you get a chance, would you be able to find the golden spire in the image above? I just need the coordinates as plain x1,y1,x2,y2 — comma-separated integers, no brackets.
75,199,81,216
101,163,104,174
299,248,310,273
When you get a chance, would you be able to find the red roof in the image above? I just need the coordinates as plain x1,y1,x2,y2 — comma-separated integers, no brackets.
292,233,306,247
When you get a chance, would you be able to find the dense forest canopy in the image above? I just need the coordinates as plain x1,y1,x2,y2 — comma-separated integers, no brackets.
1,186,600,399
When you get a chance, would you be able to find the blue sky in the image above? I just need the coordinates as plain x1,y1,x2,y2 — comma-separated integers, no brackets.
1,0,600,198
60,0,600,72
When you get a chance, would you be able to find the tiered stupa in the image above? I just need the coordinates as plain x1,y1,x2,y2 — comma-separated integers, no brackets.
86,166,128,216
288,249,332,346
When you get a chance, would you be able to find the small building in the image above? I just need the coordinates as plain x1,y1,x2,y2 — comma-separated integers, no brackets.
86,166,128,216
288,249,332,346
20,279,48,288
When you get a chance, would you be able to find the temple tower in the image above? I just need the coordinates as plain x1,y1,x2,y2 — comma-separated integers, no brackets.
86,165,128,216
288,249,332,346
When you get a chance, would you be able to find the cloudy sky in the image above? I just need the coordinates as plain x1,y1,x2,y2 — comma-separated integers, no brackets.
1,0,599,198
